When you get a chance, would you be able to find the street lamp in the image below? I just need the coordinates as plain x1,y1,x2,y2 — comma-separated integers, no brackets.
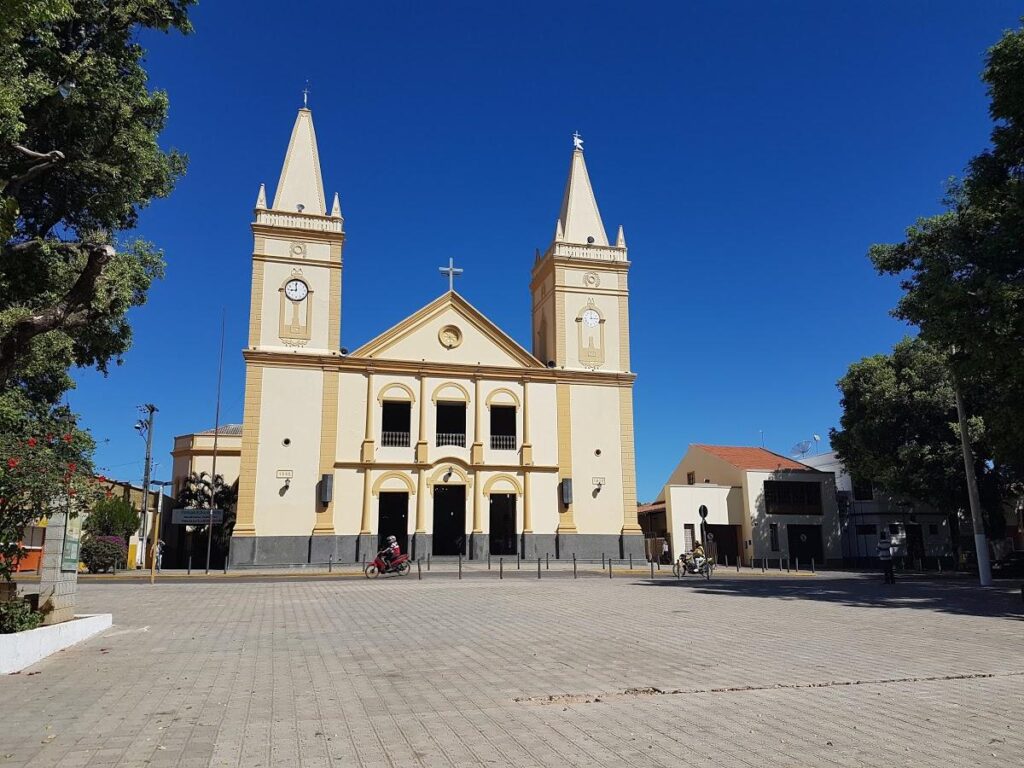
148,480,173,584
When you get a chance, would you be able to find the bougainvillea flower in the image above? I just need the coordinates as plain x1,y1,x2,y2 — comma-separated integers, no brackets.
27,437,37,447
7,458,18,469
62,434,73,443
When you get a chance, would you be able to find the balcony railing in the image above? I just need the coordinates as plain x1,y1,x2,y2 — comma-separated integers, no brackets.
381,431,410,448
436,433,466,448
490,435,516,451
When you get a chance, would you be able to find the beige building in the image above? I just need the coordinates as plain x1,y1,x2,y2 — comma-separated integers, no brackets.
228,108,642,565
170,425,242,500
650,445,843,566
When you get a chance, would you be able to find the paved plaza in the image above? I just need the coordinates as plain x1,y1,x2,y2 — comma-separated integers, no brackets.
2,570,1023,767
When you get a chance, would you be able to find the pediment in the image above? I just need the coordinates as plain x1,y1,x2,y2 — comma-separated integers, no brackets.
352,292,544,369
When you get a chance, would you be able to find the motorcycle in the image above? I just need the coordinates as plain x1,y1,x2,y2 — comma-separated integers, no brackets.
364,551,412,578
672,553,713,578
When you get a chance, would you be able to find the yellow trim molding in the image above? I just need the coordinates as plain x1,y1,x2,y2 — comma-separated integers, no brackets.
372,471,416,496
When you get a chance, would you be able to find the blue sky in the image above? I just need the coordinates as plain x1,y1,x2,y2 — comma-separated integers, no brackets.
71,1,1022,500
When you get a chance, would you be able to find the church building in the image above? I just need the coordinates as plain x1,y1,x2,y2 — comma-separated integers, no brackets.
229,106,642,566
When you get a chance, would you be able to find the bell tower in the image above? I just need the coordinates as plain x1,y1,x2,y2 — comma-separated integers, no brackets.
530,134,631,373
248,106,344,355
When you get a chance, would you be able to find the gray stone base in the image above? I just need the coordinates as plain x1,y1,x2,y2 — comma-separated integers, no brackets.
621,533,646,561
520,533,556,560
412,533,432,561
228,532,644,566
230,535,361,566
470,533,489,561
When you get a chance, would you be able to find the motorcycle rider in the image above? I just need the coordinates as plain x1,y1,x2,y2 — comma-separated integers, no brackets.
379,535,400,569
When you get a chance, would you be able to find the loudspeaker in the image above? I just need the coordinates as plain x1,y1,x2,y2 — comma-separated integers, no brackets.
319,473,334,505
560,478,573,505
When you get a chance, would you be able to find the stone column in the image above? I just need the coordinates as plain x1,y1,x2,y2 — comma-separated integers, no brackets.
38,510,79,626
416,374,428,463
521,379,533,465
413,468,430,560
361,370,375,462
471,375,484,465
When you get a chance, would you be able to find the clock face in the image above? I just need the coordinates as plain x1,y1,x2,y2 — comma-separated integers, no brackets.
284,279,308,301
582,309,600,328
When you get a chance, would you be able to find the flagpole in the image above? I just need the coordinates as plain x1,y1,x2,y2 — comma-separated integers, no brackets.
205,310,226,574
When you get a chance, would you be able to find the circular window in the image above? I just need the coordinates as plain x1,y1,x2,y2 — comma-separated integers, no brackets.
282,438,292,447
438,325,463,350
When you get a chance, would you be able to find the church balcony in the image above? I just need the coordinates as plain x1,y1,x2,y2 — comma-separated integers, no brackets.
436,433,466,448
490,435,516,451
545,242,626,263
254,209,343,234
381,431,410,448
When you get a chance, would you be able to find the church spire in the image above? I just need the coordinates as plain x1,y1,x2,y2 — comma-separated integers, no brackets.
272,107,326,215
555,133,608,246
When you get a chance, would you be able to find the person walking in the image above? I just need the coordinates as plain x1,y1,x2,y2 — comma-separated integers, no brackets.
877,531,895,584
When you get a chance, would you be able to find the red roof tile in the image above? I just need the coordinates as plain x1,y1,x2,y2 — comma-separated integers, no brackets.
693,445,815,472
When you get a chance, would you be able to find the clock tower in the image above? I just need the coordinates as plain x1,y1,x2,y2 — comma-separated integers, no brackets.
530,136,631,373
529,135,643,560
234,106,344,544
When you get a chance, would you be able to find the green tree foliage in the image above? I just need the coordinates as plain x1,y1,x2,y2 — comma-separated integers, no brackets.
0,597,41,633
869,22,1024,477
0,413,101,582
831,337,1005,537
80,535,126,573
83,496,139,542
0,0,194,389
176,472,238,555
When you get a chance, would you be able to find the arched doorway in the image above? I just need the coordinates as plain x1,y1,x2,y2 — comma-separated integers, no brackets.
433,485,466,556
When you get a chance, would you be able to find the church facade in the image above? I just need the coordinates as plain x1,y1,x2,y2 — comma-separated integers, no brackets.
230,107,643,565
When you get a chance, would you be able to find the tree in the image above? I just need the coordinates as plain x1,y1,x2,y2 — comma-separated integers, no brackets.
83,496,139,542
0,411,102,582
0,0,194,388
869,22,1024,478
176,472,238,556
831,337,1006,541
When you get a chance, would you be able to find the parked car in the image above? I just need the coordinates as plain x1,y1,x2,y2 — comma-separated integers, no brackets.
991,551,1024,578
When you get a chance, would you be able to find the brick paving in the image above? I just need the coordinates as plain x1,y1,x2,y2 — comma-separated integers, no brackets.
2,573,1022,767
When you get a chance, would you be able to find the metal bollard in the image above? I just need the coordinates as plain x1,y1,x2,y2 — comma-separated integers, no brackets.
811,557,815,574
786,558,790,573
651,560,655,579
937,558,942,573
427,553,431,571
517,553,521,570
609,559,613,579
736,559,740,573
546,553,549,570
488,553,491,570
573,553,577,579
778,558,782,572
761,558,766,573
795,557,799,572
329,555,333,573
417,559,422,580
458,554,462,580
537,558,541,579
500,558,503,579
725,554,729,568
187,556,192,576
630,554,633,570
602,553,606,569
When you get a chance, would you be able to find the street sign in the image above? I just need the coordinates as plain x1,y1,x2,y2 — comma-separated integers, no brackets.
698,505,708,519
172,508,224,525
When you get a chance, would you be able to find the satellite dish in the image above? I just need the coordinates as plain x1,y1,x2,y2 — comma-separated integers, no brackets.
791,440,813,458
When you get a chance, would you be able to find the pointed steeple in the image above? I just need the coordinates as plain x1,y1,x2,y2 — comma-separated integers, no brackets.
255,183,267,210
556,137,608,246
616,224,626,248
330,192,342,219
272,108,326,215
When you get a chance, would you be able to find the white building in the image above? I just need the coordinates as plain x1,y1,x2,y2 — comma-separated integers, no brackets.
800,451,953,563
652,445,843,567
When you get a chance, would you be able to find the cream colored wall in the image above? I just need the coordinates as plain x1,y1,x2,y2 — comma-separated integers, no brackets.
567,383,626,534
530,472,560,534
256,234,336,352
253,366,324,536
527,382,557,467
336,371,365,463
659,447,745,498
367,306,526,368
744,470,842,560
531,273,556,363
332,468,364,535
665,485,734,552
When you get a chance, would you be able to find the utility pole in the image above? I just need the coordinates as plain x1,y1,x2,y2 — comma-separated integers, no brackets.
954,382,992,586
135,404,157,568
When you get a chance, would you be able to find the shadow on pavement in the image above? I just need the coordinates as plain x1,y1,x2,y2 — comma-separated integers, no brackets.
636,574,1024,620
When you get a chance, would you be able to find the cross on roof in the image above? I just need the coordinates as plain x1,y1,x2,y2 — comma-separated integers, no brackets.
572,131,584,151
302,80,311,108
438,257,463,292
